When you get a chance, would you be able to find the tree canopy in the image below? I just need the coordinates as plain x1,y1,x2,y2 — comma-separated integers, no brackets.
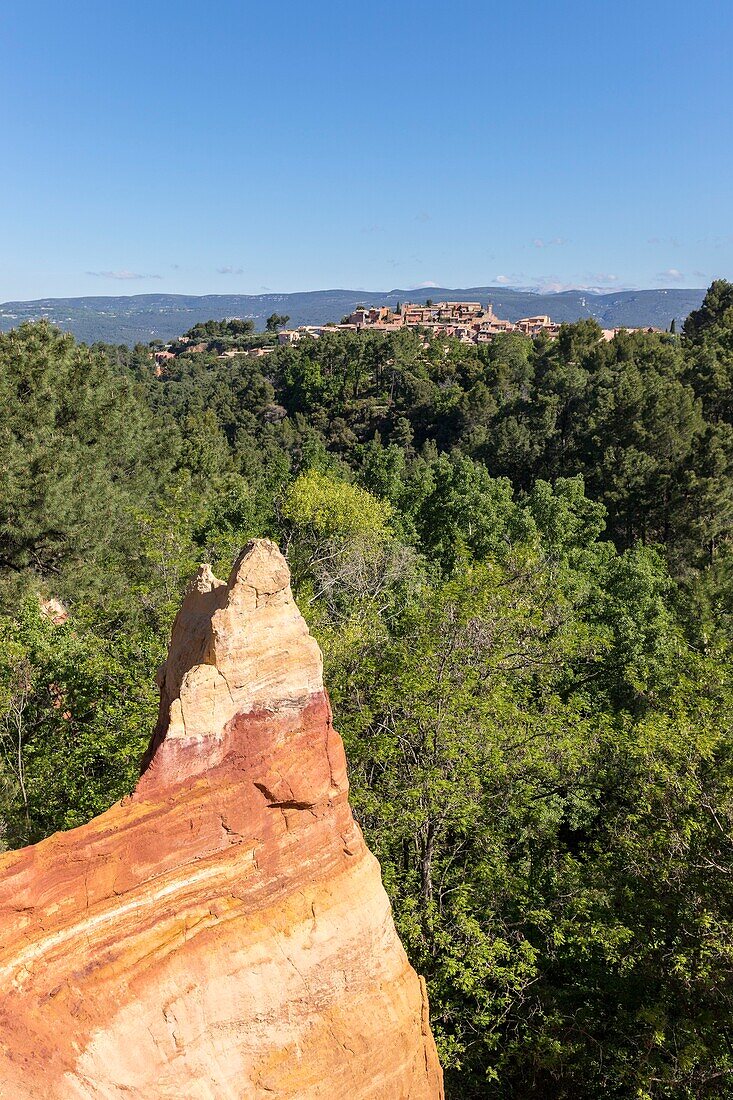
3,285,733,1096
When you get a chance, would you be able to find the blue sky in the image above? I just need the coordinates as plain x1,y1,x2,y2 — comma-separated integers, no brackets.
1,0,732,300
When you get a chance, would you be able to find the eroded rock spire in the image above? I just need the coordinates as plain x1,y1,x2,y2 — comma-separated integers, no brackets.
142,539,324,783
0,541,444,1099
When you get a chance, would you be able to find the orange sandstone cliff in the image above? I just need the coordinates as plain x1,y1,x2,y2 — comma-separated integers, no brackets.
0,540,444,1099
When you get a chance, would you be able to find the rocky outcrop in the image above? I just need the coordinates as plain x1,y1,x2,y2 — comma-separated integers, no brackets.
0,540,443,1099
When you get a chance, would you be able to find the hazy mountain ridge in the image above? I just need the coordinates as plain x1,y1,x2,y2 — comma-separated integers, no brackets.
0,287,706,345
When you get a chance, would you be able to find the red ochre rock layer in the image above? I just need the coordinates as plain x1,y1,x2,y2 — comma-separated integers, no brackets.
0,540,443,1099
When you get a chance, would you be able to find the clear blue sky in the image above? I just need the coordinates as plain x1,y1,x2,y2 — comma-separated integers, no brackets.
2,0,732,300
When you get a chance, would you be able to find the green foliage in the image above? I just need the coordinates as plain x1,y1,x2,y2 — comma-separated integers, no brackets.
282,470,392,540
683,279,733,427
281,471,396,598
0,602,159,848
684,279,733,344
265,312,290,332
0,321,176,608
183,318,255,341
323,531,733,1098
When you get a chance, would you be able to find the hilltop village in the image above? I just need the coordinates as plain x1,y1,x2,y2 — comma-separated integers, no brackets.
279,300,562,345
150,300,661,371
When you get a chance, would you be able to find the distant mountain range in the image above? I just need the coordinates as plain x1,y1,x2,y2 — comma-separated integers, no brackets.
0,287,707,346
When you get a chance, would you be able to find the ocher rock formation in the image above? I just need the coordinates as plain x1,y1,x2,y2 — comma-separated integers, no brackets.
0,541,443,1099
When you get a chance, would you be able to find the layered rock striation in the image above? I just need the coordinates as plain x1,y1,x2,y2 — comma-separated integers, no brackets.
0,540,443,1098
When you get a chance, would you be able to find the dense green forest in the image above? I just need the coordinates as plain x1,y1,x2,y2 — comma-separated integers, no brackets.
2,281,733,1098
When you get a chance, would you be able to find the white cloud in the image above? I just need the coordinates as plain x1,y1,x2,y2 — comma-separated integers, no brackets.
659,268,684,281
412,280,439,288
531,275,631,293
533,237,566,248
538,280,577,292
217,266,244,275
587,272,620,285
495,274,511,284
87,270,162,280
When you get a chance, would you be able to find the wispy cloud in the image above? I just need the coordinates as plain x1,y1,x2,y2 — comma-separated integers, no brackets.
217,265,244,275
697,234,733,248
533,237,567,248
495,274,512,284
412,280,440,289
87,269,162,280
658,267,684,282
